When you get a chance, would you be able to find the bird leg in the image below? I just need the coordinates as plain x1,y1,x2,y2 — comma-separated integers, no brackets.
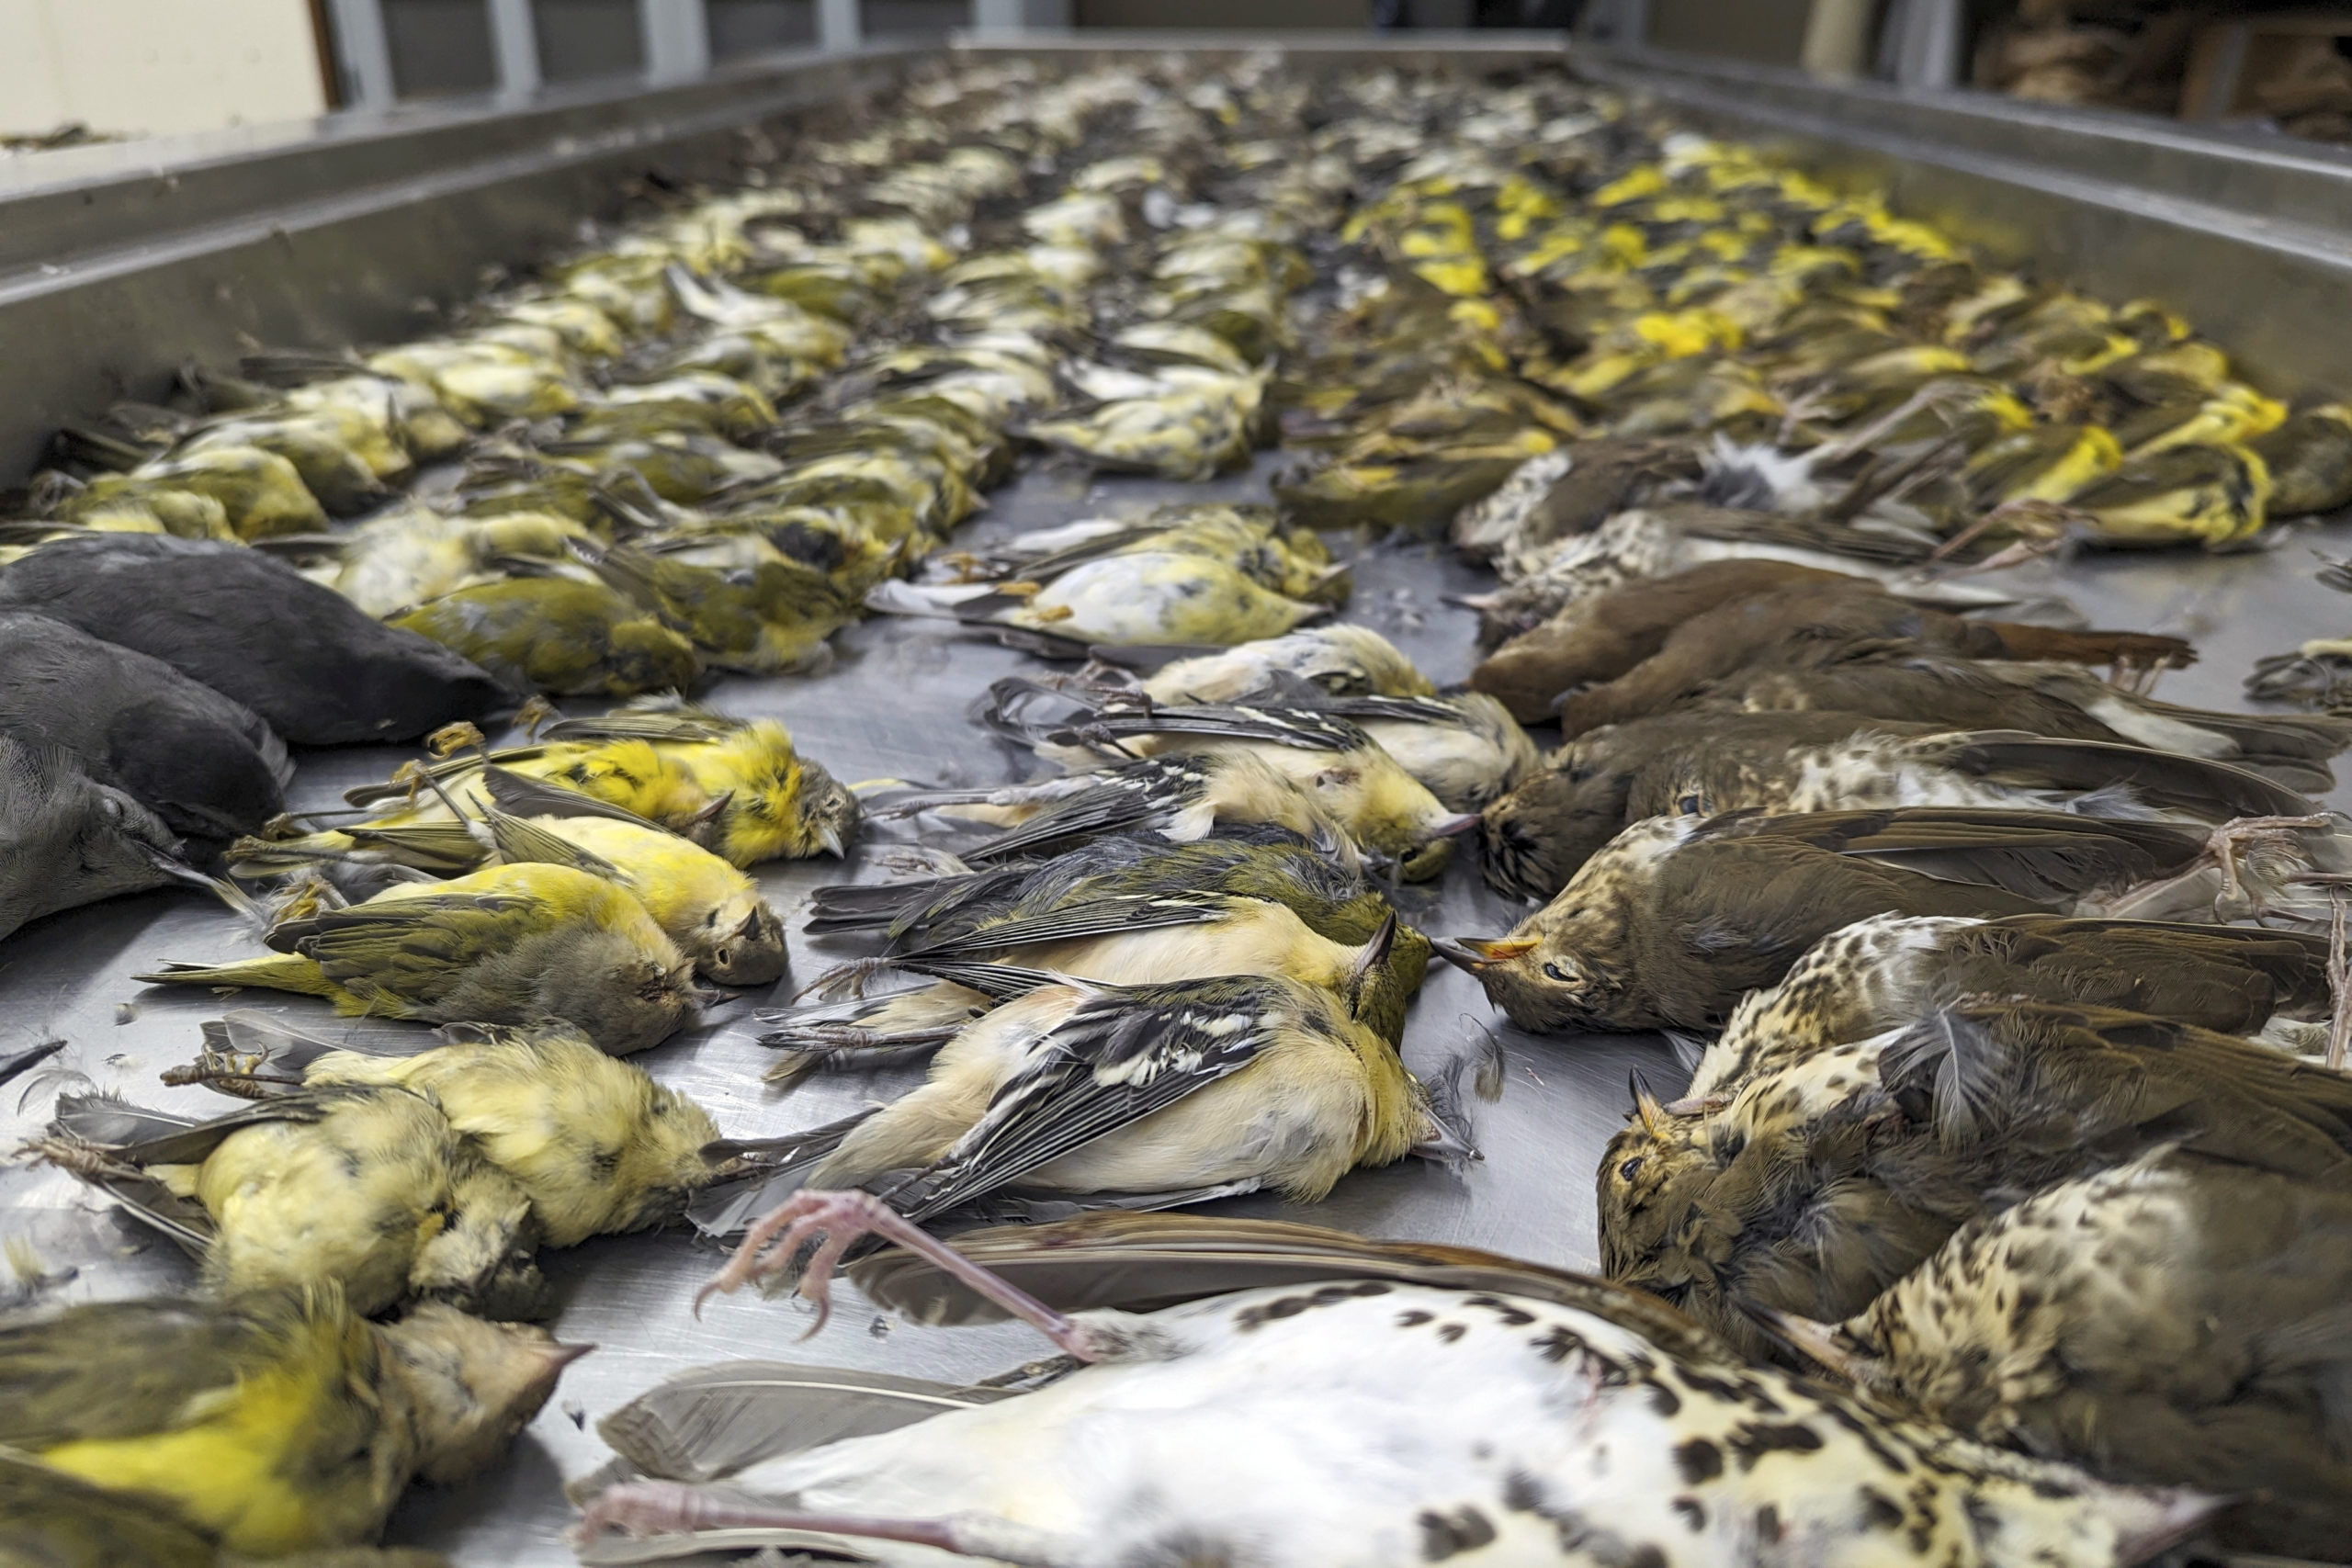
695,1188,1109,1362
2328,899,2351,1073
571,1482,1069,1566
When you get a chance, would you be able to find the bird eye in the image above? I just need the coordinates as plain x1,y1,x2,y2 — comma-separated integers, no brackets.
1543,962,1574,983
1618,1156,1644,1182
713,948,732,966
1676,793,1702,814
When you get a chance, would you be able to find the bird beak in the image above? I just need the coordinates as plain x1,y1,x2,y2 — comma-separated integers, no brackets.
688,791,735,832
540,1340,598,1371
1629,1069,1668,1137
1425,812,1484,840
1341,910,1400,1014
1410,1111,1481,1167
1431,935,1537,973
814,821,847,858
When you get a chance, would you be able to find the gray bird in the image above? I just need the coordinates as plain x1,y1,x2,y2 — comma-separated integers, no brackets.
0,736,185,942
0,535,507,745
0,609,289,842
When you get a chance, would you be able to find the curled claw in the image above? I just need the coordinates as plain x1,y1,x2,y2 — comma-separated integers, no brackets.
692,1188,898,1327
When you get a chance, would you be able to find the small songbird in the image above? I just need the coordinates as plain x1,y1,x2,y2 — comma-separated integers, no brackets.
773,840,1425,1071
245,780,788,987
571,1200,2210,1568
0,1288,580,1555
1683,911,2334,1104
981,689,1479,866
871,752,1398,875
1597,998,2352,1358
1770,1148,2352,1558
868,549,1323,650
1479,708,2313,901
1442,807,2292,1033
0,608,292,843
332,705,859,867
1725,654,2352,792
390,578,704,699
1551,581,2194,738
1470,557,1846,722
0,534,506,746
32,1087,542,1317
136,861,701,1055
715,944,1448,1233
2250,400,2352,517
167,1013,725,1250
1129,623,1435,705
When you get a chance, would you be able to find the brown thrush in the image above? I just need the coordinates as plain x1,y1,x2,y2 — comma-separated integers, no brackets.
1775,1147,2352,1558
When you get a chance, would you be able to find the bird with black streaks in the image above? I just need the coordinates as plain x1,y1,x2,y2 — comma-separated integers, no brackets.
1443,807,2324,1034
1770,1147,2352,1559
1596,998,2352,1358
570,1202,2212,1568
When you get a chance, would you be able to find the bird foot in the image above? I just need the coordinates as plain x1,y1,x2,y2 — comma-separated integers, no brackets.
571,1481,1016,1561
694,1188,1105,1362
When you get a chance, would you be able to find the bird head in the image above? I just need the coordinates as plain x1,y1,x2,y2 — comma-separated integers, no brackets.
693,897,789,987
379,1303,591,1484
1594,1081,1715,1281
1476,760,1634,903
1431,914,1627,1033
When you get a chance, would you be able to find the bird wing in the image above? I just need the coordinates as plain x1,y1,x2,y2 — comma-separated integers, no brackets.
1918,731,2312,821
0,1296,296,1449
900,895,1233,961
270,891,545,1003
1721,807,2206,900
1052,702,1371,754
850,1212,1727,1357
539,702,745,745
965,761,1199,863
597,1361,1016,1484
53,1087,359,1166
481,809,624,880
891,979,1291,1222
481,766,665,829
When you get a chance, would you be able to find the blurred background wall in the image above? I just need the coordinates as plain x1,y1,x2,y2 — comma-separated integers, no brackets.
0,0,331,136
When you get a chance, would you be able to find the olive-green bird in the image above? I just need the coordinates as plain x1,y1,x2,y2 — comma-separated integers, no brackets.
391,578,702,698
32,1088,541,1318
136,861,701,1055
0,1448,453,1567
171,1013,725,1250
0,1288,581,1555
582,540,863,674
247,783,787,987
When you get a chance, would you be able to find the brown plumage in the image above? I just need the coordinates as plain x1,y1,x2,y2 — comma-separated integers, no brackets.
1780,1148,2352,1557
1443,807,2260,1034
1469,558,1851,722
1727,655,2352,792
1687,911,2334,1103
1554,582,2195,738
1596,998,2352,1359
1478,709,2309,901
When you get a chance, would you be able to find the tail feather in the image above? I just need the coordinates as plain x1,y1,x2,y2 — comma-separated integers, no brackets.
133,953,339,999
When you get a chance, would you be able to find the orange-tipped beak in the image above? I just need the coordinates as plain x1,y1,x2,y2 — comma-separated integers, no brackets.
1432,935,1539,972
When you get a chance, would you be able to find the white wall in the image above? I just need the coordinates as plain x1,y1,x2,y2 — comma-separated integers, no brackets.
0,0,328,139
